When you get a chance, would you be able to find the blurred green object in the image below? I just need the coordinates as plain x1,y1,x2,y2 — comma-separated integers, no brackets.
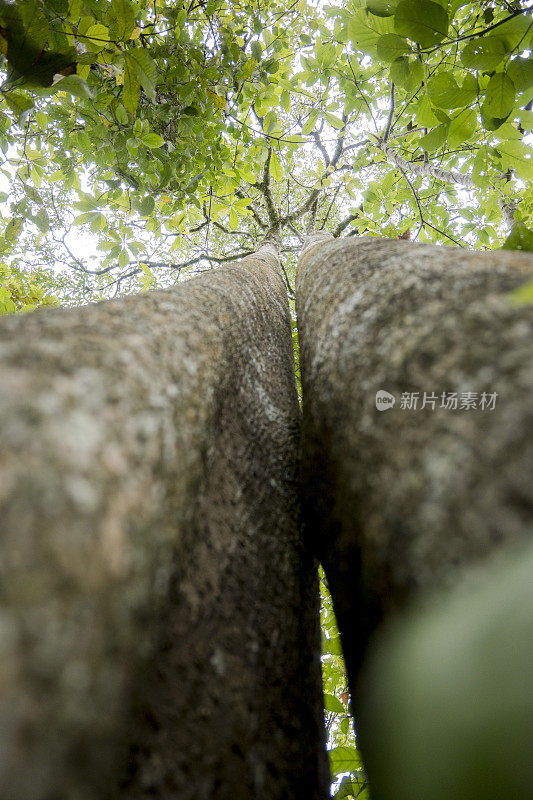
359,540,533,800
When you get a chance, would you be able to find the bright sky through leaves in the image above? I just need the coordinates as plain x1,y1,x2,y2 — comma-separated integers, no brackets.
0,0,531,309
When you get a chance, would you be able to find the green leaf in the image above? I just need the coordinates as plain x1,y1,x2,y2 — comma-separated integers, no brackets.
123,56,141,114
324,693,345,713
265,59,279,75
348,8,394,56
480,102,509,132
316,42,336,68
107,0,136,42
325,112,345,129
264,110,280,134
329,746,363,777
53,75,94,99
139,195,156,216
84,24,110,53
73,210,101,225
366,0,399,16
389,56,410,86
518,109,533,131
68,0,82,21
128,48,157,101
34,209,50,233
394,0,449,48
390,56,422,88
4,92,34,121
415,93,439,126
497,139,533,181
229,207,238,229
251,40,262,61
427,71,477,109
448,109,477,147
418,122,449,152
335,775,365,800
507,57,533,93
484,72,516,118
408,59,424,88
270,151,283,181
4,217,23,242
503,222,533,252
461,38,506,70
487,14,532,49
302,111,319,135
142,132,165,148
376,33,411,62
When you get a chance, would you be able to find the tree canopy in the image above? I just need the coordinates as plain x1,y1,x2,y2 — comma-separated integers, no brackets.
0,0,531,304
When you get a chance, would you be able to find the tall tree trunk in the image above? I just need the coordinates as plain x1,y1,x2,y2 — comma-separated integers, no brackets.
0,246,329,800
296,235,533,793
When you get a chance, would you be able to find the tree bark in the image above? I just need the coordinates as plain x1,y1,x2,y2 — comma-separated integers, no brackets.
295,235,533,782
0,247,329,800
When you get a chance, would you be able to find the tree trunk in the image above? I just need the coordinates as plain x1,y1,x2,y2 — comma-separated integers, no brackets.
0,246,329,800
296,235,533,789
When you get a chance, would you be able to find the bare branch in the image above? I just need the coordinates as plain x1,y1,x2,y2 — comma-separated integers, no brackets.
373,135,474,188
306,196,319,235
398,165,465,247
235,189,267,229
288,222,304,243
383,83,395,142
312,132,331,167
254,148,279,226
499,197,519,230
334,211,361,238
280,261,295,299
282,187,321,225
331,113,348,167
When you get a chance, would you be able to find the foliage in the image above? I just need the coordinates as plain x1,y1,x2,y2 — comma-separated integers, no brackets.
0,261,58,313
0,0,531,301
503,220,533,250
321,570,369,798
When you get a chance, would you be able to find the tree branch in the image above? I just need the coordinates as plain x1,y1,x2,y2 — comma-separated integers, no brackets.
383,83,395,142
235,189,267,229
398,164,465,247
333,210,361,238
373,136,474,188
312,132,331,167
254,148,279,226
306,195,319,234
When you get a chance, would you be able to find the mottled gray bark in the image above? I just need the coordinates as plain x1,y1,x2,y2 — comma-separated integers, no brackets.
295,235,533,755
0,247,329,800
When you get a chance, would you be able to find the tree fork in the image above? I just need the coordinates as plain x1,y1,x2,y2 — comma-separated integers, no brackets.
296,236,533,793
0,246,329,800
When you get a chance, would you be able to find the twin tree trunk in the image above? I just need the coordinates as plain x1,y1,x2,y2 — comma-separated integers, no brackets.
1,234,533,799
